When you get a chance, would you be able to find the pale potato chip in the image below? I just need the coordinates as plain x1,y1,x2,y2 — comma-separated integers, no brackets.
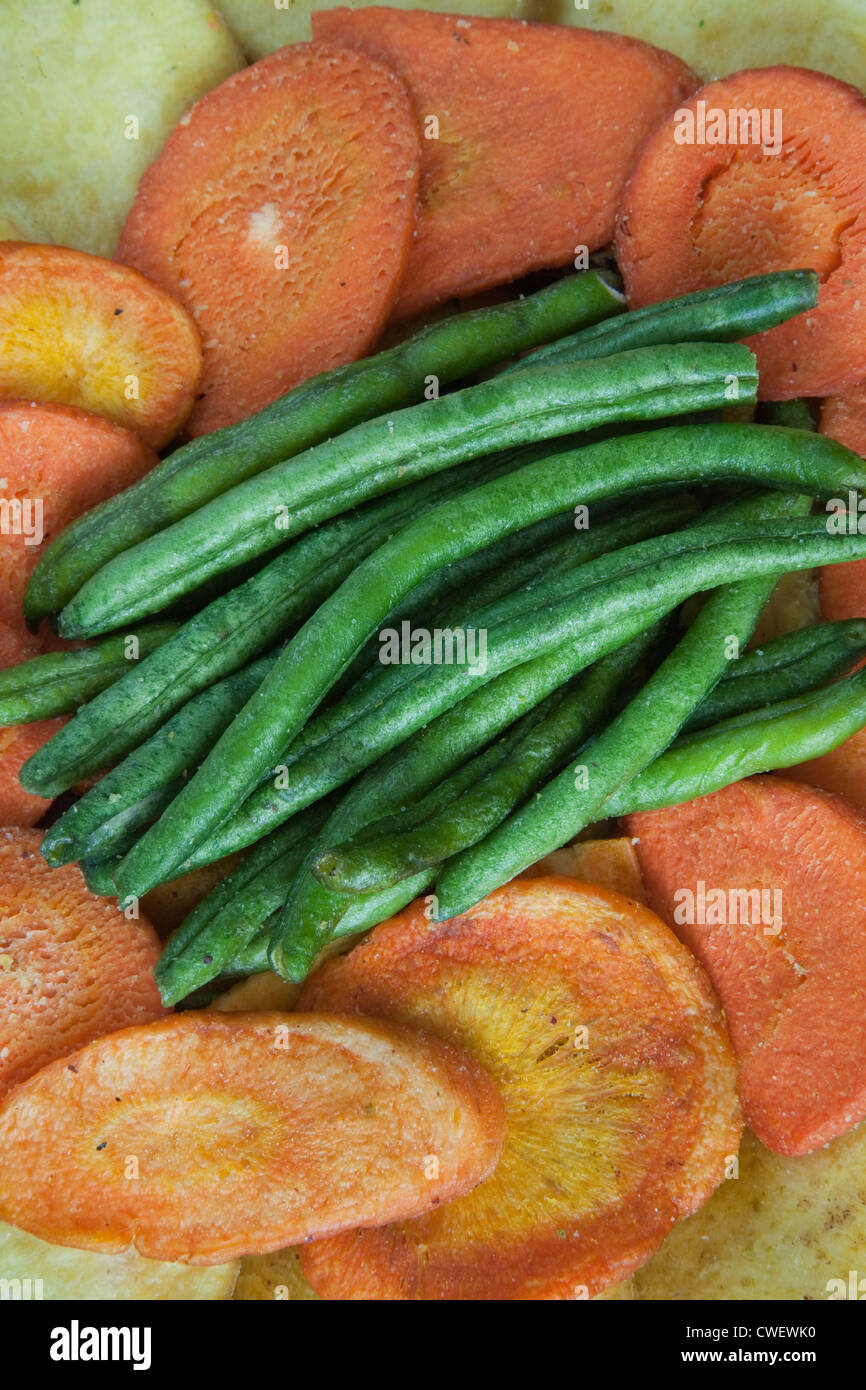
214,971,302,1013
635,1125,866,1300
750,572,821,647
235,1248,320,1301
0,1221,238,1300
596,1278,634,1300
0,215,31,241
218,0,530,59
522,837,647,904
537,0,866,90
0,0,243,257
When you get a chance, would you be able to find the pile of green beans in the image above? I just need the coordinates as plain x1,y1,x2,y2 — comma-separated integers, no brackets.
25,269,626,629
17,266,866,1002
108,455,866,902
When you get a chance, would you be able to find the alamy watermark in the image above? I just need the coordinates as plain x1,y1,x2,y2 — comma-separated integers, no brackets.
378,620,487,675
826,492,866,533
673,100,783,157
0,480,43,546
673,879,783,936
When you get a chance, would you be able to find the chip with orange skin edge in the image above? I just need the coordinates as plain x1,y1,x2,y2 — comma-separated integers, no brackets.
298,875,741,1301
0,243,201,447
0,1010,505,1264
627,775,866,1155
0,826,167,1098
116,43,420,436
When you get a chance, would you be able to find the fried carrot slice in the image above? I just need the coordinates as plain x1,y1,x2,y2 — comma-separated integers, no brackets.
0,401,156,639
312,9,696,321
117,43,420,436
0,245,200,447
0,827,166,1097
616,67,866,398
298,877,740,1300
0,1011,504,1263
626,775,866,1154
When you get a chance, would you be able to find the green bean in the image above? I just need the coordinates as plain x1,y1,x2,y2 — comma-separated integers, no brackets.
327,426,654,696
58,342,755,635
513,270,818,372
0,623,178,726
154,799,337,1004
60,499,681,898
219,492,694,813
77,791,169,869
313,632,660,894
326,504,583,700
25,271,623,629
40,653,279,868
433,544,789,919
683,619,866,731
318,520,818,900
80,857,125,897
760,399,815,431
21,449,514,797
109,417,866,899
607,667,866,814
222,928,273,978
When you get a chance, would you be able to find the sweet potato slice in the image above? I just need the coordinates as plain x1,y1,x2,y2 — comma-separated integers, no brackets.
0,398,157,822
0,401,156,639
117,43,420,436
616,66,866,398
0,1011,504,1263
313,9,697,320
0,245,201,446
626,775,866,1154
0,826,166,1097
298,877,740,1300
